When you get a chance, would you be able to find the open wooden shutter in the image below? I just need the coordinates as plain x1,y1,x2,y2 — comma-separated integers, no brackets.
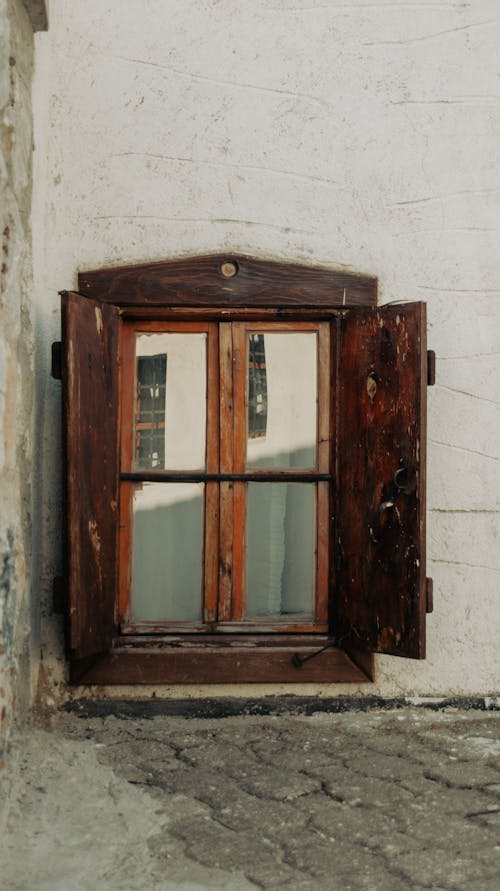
62,291,120,662
335,303,427,658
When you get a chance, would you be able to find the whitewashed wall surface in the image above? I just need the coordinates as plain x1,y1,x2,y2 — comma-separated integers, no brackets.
32,0,500,700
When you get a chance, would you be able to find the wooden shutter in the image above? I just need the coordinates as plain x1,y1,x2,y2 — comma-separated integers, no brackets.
335,303,427,659
62,291,120,662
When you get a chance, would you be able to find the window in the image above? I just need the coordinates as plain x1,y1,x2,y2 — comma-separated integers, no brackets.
61,255,433,684
120,321,329,634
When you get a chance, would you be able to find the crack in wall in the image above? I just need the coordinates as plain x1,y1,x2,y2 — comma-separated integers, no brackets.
114,54,327,108
110,151,340,188
363,19,495,46
93,214,311,236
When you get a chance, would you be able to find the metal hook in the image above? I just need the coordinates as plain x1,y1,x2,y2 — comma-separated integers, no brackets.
392,463,412,495
369,500,397,545
292,627,359,667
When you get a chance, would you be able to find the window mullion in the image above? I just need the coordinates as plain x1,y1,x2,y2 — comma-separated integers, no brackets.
218,323,234,622
118,324,136,624
203,322,220,625
231,323,247,621
316,323,331,625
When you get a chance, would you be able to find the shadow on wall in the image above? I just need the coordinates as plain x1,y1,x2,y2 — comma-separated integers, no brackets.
0,529,16,764
132,447,316,622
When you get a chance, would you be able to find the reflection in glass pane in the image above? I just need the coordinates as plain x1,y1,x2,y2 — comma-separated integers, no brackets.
136,353,167,468
246,483,315,618
131,483,203,621
246,332,317,470
134,333,206,470
248,334,268,439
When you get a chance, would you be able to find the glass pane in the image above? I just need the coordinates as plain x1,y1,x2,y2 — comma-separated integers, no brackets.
131,483,203,621
246,332,317,470
134,333,206,470
246,483,315,618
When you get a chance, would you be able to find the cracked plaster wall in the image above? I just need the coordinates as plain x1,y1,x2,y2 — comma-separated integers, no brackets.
32,0,500,703
0,0,43,804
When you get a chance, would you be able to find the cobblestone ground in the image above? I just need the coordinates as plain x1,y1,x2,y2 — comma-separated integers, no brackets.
3,707,500,890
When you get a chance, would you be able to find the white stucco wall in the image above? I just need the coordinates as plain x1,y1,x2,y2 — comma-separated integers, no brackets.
32,0,500,700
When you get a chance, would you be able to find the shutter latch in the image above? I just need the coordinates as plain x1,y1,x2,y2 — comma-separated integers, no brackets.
369,461,411,545
426,578,434,613
427,350,436,386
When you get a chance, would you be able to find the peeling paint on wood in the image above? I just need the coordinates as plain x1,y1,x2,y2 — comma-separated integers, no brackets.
63,292,120,660
336,304,427,659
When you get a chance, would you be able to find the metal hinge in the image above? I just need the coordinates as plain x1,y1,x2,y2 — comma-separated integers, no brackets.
51,342,62,380
53,575,65,614
426,577,434,613
427,350,436,386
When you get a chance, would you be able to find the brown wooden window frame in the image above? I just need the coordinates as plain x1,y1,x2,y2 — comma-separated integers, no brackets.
61,254,432,686
120,319,330,637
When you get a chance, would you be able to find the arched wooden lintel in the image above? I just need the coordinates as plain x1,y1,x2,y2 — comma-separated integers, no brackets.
78,254,377,308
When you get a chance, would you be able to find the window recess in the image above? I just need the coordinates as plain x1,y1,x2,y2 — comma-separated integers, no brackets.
60,254,433,685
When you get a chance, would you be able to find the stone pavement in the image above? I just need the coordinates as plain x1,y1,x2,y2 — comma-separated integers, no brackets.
3,707,500,890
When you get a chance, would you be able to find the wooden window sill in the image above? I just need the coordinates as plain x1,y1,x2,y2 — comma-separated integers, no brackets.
70,637,374,685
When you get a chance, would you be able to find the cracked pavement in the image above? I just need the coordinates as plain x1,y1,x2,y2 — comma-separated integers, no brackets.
3,707,500,890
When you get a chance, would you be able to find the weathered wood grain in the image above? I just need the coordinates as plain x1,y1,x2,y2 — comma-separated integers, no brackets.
70,640,373,684
335,303,427,659
62,291,120,660
78,254,377,307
